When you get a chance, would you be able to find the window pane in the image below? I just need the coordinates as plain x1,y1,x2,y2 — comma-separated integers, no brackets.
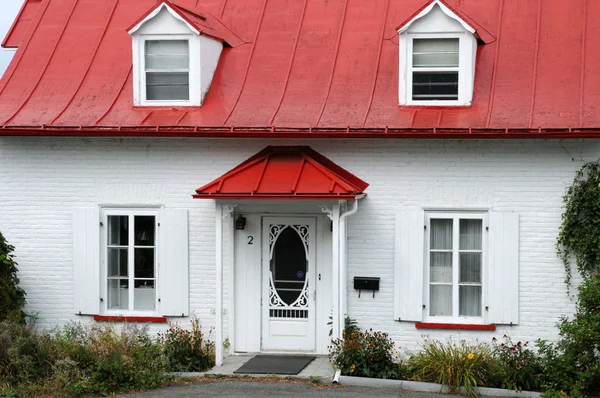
146,72,189,100
459,286,482,316
430,285,452,316
430,219,452,250
108,216,128,245
430,252,452,283
413,38,459,67
135,248,155,279
135,216,155,246
108,248,128,277
145,40,189,69
108,279,129,310
459,253,481,283
413,72,458,100
134,280,155,311
459,219,482,250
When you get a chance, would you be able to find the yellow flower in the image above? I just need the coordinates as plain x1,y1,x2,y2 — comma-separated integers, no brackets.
467,353,474,359
350,364,356,373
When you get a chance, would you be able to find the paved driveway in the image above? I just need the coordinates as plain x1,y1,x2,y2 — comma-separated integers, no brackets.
119,379,456,397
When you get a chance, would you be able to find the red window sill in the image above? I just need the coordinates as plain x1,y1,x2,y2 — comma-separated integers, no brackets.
93,315,167,323
415,322,496,331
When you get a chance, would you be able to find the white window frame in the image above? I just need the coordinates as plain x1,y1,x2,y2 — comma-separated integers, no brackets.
400,32,476,106
132,34,202,106
101,207,160,316
424,211,488,324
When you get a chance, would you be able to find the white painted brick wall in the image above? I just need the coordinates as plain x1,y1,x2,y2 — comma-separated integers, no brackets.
0,137,597,350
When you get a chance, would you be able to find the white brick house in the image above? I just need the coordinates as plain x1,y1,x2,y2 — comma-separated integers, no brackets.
0,0,598,366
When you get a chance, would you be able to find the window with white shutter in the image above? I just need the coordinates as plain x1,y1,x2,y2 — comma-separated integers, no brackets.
394,209,519,326
73,207,189,317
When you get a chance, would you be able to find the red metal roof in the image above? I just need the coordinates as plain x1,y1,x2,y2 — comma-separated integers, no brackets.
193,146,369,200
0,0,599,137
126,1,243,47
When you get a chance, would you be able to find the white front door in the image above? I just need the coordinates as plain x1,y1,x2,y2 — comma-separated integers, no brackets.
261,217,316,352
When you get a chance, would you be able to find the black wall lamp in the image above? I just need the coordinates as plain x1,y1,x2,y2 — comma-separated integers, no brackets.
235,215,246,230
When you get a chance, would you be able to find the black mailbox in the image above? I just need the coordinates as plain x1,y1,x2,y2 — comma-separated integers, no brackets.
353,276,380,298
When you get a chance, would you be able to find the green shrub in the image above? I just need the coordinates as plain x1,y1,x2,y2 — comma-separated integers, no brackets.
0,322,169,397
0,232,26,324
161,317,215,372
488,336,542,392
0,321,51,384
408,338,493,398
329,328,402,379
536,273,600,397
67,323,168,395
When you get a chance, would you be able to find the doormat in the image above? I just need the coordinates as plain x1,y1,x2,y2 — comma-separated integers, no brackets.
233,355,316,375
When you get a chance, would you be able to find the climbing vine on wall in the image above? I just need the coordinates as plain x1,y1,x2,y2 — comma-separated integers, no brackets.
556,161,600,286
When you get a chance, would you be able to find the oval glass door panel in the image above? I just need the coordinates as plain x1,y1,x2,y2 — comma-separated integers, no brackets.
271,226,307,305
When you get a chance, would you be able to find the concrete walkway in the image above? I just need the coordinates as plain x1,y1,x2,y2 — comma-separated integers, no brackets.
119,379,455,397
205,355,335,380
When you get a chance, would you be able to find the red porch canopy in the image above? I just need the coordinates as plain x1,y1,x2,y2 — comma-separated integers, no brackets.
193,146,368,200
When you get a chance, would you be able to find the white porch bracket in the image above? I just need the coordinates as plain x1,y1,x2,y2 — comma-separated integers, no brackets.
320,204,334,220
216,203,236,366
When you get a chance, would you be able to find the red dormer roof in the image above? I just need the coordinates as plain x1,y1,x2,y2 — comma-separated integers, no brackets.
126,1,243,48
193,146,369,200
396,0,495,44
0,0,599,139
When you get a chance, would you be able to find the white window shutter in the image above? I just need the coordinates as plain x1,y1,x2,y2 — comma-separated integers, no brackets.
487,212,519,325
394,209,425,322
73,207,101,315
159,208,189,316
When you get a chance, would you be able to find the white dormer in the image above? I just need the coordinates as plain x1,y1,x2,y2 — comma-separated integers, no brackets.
128,2,240,107
397,0,486,106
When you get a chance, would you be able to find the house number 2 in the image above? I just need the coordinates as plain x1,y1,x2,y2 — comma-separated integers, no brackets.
247,236,254,245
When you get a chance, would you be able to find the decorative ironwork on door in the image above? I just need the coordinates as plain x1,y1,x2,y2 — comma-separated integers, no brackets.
268,224,310,319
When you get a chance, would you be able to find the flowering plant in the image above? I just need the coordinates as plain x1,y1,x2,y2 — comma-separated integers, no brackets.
329,328,403,379
407,338,492,398
488,335,542,392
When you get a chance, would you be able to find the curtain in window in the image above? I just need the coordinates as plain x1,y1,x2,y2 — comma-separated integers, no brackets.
430,219,452,316
145,40,190,101
145,40,189,69
413,38,459,68
459,219,482,316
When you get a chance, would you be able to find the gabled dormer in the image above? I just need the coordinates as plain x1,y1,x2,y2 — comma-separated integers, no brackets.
127,1,242,107
397,0,494,107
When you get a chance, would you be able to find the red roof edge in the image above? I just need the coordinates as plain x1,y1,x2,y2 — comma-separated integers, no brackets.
1,126,600,139
2,0,43,49
193,146,369,200
395,0,496,44
126,0,243,47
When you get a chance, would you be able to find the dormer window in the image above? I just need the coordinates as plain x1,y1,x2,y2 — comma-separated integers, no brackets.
127,1,243,107
144,40,190,101
397,0,494,106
